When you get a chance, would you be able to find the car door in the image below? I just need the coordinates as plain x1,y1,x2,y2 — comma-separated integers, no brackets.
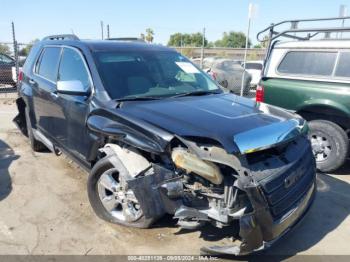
55,46,94,162
31,46,63,139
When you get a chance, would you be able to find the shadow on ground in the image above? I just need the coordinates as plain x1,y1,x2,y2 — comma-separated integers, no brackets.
0,139,17,200
331,159,350,175
263,173,350,256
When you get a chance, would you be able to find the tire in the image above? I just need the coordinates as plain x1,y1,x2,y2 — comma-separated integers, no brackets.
87,155,155,228
308,120,348,173
24,108,47,152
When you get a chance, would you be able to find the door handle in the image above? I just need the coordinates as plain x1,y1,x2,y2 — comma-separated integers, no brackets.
29,79,36,85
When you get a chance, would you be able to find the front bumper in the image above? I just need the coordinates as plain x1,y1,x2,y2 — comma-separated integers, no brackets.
200,180,316,256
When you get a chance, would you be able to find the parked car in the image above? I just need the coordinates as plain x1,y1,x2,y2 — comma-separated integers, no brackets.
257,17,350,172
0,53,16,86
14,34,316,256
241,60,263,87
203,58,252,95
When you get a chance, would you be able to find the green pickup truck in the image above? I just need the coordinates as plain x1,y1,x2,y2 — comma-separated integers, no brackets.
257,18,350,172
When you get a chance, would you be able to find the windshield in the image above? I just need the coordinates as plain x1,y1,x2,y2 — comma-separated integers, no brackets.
93,50,220,99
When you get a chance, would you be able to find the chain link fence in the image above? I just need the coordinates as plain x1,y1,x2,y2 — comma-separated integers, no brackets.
177,47,266,99
0,23,30,94
0,42,17,93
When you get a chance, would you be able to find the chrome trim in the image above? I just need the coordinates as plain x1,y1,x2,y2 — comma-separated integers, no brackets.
234,119,307,154
57,80,87,94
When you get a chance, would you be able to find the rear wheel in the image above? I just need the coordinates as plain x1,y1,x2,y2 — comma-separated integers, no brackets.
24,108,46,152
308,120,348,173
87,155,155,228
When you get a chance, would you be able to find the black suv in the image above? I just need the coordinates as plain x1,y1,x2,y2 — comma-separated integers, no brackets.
15,34,316,255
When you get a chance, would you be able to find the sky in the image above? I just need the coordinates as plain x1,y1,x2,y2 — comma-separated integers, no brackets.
1,0,350,45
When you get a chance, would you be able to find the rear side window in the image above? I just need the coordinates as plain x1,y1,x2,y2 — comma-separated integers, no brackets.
58,48,91,91
278,51,337,76
36,47,61,82
335,52,350,78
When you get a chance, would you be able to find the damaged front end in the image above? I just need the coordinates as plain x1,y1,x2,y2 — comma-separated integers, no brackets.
107,117,316,256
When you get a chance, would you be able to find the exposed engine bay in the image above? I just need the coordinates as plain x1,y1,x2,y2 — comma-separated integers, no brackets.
100,132,316,256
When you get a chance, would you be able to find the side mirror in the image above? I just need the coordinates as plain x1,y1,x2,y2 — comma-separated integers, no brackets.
57,80,90,96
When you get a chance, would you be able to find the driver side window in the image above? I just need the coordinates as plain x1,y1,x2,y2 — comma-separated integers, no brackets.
58,47,91,91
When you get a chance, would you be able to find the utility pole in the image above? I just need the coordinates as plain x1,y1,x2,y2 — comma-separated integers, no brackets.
11,21,19,93
200,27,206,69
100,21,104,40
107,24,110,39
241,3,255,96
339,5,347,39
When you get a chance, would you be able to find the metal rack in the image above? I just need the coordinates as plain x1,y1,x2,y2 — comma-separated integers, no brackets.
257,16,350,65
257,16,350,49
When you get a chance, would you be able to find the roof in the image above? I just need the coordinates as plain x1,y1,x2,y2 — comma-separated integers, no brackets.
275,39,350,49
40,38,175,52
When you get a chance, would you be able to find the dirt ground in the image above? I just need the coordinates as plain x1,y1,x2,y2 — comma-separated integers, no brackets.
0,97,350,258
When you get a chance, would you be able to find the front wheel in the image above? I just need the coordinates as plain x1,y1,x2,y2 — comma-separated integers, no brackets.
87,155,155,228
308,120,348,173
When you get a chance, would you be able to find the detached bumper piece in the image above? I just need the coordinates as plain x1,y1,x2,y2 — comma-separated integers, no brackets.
128,136,316,256
202,136,316,256
201,183,315,256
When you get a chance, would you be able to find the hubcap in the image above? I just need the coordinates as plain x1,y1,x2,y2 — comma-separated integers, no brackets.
97,169,142,222
310,133,332,162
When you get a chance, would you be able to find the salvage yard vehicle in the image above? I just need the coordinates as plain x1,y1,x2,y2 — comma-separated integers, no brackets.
202,57,252,95
0,53,16,87
241,60,263,87
14,34,316,256
257,16,350,172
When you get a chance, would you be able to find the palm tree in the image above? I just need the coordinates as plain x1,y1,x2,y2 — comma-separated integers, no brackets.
145,28,154,43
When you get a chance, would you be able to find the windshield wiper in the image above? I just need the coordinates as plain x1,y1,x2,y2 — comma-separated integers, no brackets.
169,89,222,98
114,95,163,108
115,96,163,102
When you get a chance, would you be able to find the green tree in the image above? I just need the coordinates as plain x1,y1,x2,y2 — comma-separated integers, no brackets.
168,33,186,46
167,32,207,47
18,39,39,56
145,28,154,43
215,31,251,48
0,44,11,56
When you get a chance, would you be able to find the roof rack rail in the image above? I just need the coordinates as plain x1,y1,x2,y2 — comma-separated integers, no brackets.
42,34,80,41
257,16,350,45
106,37,145,42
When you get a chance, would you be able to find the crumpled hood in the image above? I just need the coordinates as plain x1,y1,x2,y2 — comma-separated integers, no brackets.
118,93,305,153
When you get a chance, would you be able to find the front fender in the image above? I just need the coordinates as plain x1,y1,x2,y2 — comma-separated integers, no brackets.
87,108,174,154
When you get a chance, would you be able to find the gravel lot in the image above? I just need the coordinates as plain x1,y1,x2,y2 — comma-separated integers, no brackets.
0,97,350,258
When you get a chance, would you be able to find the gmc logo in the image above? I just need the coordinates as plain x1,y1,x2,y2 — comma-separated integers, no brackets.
284,170,304,188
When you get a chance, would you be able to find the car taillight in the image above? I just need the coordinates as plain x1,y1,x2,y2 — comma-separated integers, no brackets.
256,84,264,102
18,70,23,82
